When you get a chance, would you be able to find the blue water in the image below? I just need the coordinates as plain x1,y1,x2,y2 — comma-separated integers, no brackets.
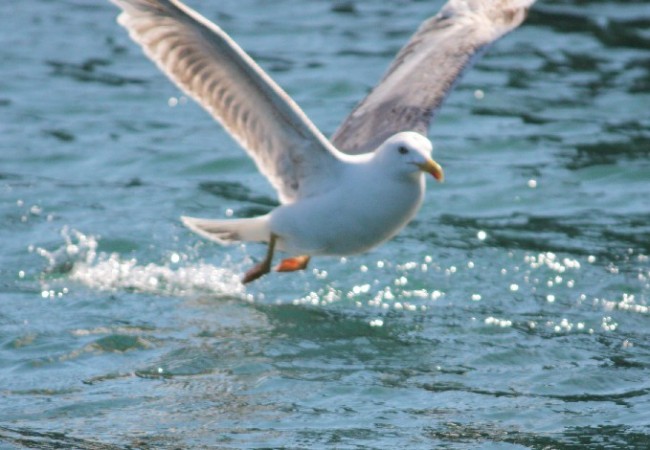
2,0,649,448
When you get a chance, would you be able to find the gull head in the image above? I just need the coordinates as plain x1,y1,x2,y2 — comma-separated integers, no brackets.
373,132,444,182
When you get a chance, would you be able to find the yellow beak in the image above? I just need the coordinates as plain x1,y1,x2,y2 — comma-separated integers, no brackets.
417,158,444,182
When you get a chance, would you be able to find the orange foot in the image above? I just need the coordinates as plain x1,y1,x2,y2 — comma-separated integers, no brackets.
275,256,311,272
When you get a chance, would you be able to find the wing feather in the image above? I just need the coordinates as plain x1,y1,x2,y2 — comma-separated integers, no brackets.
331,0,535,154
111,0,343,203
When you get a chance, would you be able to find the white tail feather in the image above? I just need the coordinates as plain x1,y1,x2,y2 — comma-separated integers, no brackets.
181,215,270,245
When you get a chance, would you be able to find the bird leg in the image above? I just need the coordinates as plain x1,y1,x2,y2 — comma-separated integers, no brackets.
275,255,311,272
242,234,277,284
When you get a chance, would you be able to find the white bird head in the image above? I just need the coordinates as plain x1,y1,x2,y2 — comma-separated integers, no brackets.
374,132,444,182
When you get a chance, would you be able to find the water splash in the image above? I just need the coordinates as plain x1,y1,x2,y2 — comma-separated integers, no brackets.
36,227,247,298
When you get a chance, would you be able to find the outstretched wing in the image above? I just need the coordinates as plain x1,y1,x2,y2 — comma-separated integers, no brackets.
331,0,535,154
111,0,343,203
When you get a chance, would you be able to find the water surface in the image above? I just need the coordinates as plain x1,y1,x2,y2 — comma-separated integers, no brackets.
1,0,649,448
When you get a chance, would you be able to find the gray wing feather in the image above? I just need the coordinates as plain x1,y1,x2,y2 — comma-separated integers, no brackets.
331,0,535,154
111,0,342,203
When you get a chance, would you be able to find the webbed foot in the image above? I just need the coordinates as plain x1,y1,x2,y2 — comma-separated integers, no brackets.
275,255,311,272
241,234,277,284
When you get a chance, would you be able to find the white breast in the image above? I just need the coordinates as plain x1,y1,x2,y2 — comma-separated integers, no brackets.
269,167,426,256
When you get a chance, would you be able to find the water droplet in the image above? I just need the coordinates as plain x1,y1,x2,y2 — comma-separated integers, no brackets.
485,316,512,327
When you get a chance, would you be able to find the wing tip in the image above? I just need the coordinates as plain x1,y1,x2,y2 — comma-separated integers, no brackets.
443,0,536,26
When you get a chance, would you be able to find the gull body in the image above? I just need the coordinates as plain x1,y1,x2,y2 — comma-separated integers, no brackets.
269,150,425,257
109,0,534,282
181,132,440,279
269,132,432,256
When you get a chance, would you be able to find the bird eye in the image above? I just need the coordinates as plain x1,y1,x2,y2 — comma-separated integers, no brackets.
398,146,409,155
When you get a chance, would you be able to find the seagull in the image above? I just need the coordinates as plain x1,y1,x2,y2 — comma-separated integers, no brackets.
110,0,534,283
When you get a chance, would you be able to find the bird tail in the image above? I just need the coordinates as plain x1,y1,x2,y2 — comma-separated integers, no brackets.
181,215,270,244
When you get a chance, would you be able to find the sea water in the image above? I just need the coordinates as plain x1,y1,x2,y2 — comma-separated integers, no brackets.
1,1,649,448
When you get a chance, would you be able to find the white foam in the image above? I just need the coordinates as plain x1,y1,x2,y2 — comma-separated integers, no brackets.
37,228,246,298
